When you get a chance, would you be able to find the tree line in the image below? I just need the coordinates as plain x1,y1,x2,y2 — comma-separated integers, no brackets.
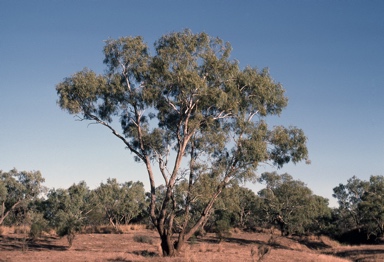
1,168,383,246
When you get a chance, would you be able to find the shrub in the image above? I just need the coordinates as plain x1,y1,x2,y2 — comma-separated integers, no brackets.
57,225,77,248
215,220,232,242
29,214,49,241
133,234,154,244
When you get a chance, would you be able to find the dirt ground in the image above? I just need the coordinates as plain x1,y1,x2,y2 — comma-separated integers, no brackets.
1,227,384,262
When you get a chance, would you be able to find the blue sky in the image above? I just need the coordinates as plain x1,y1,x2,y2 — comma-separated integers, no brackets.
1,1,383,207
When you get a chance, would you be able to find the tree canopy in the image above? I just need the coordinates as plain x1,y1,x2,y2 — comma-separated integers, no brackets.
0,169,45,225
56,29,308,256
258,172,331,235
333,175,384,242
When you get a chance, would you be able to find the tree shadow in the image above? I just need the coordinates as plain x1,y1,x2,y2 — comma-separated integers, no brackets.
332,249,384,259
0,235,67,251
195,235,291,251
225,237,265,246
296,238,332,250
107,258,134,262
132,250,158,257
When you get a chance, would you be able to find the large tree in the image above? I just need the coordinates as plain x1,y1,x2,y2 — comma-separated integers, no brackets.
56,29,308,256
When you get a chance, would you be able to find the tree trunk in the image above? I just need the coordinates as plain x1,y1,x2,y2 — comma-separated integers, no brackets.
0,200,21,226
160,233,176,256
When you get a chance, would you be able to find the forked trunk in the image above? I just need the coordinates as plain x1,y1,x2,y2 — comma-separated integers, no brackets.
160,233,176,256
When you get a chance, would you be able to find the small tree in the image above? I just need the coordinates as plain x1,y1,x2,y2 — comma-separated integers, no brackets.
56,30,308,256
29,212,49,241
44,182,92,247
0,169,45,226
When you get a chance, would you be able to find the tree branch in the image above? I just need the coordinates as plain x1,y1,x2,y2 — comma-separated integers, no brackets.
84,113,146,162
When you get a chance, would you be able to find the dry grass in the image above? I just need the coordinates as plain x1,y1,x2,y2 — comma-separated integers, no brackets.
133,234,154,244
81,224,148,234
0,226,28,235
319,235,341,248
1,224,148,236
118,223,147,232
0,226,383,261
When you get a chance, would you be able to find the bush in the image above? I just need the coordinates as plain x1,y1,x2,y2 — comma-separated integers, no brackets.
215,220,232,242
56,225,77,247
29,214,49,241
133,234,154,244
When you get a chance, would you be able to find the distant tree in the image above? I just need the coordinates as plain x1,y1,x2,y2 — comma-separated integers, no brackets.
44,181,92,247
218,184,261,229
93,178,147,230
56,29,308,256
28,211,50,241
258,172,331,235
0,169,45,225
333,175,384,242
332,176,368,232
358,176,384,240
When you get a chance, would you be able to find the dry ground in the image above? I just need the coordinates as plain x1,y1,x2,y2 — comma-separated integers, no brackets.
1,226,384,262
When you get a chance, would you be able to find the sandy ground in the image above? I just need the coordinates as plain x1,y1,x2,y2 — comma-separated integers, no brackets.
1,227,384,262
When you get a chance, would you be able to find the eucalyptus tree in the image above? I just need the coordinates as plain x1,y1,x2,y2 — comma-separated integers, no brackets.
94,178,147,229
56,30,308,256
217,184,261,229
44,181,93,247
359,175,384,240
333,175,384,241
258,172,330,235
332,176,369,235
0,169,45,225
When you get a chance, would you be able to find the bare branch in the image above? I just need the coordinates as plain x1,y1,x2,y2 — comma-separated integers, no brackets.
247,110,259,122
213,110,232,120
168,100,180,113
84,113,146,162
155,150,170,185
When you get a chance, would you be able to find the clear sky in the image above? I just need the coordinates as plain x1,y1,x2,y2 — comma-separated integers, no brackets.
1,1,383,207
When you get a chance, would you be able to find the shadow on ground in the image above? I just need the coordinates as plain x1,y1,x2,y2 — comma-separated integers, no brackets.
0,235,67,251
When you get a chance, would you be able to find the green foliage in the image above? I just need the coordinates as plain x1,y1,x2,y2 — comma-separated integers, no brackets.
332,176,369,238
43,182,92,247
359,176,384,239
93,178,147,229
257,172,331,236
36,178,148,240
214,184,261,230
29,212,49,240
269,126,308,167
0,169,45,225
333,175,384,242
56,29,308,181
214,219,232,242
